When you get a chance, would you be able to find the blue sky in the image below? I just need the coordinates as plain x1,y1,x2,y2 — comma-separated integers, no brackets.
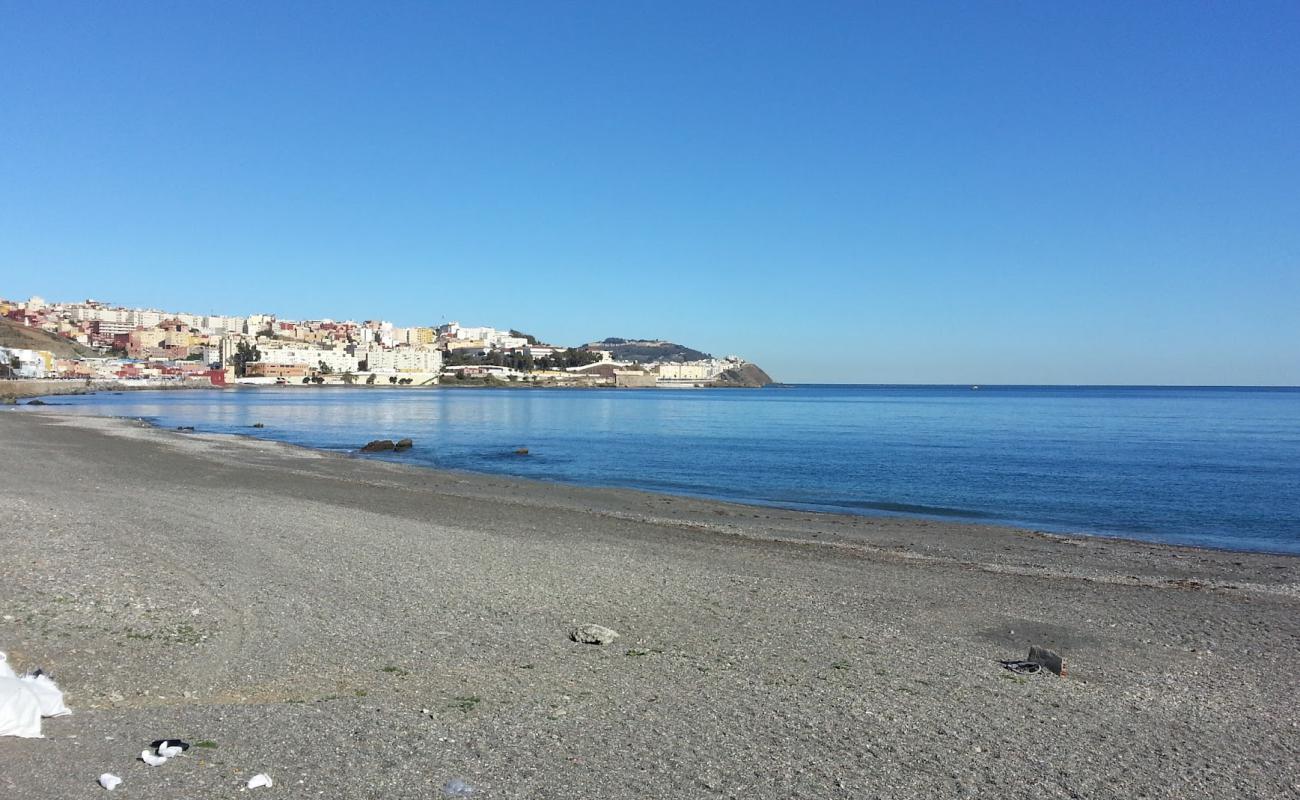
2,2,1298,384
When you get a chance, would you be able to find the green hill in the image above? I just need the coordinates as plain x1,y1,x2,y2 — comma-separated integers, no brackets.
585,338,711,363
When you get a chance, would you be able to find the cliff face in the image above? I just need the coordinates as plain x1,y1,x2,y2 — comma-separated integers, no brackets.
709,363,775,388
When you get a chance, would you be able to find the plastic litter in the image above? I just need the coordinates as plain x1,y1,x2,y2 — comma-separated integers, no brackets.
1027,645,1066,676
443,778,476,796
0,677,43,738
156,738,187,759
20,672,72,717
151,738,191,754
247,773,274,789
999,660,1042,675
98,773,122,791
999,644,1067,677
0,653,72,738
140,749,168,766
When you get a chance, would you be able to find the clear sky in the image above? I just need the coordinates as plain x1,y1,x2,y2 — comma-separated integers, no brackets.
2,2,1298,384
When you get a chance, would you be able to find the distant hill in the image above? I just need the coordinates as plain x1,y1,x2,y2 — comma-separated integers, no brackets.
711,363,775,388
585,338,711,363
0,317,98,358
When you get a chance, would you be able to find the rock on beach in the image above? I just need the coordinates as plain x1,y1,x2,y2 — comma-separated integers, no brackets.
569,624,620,645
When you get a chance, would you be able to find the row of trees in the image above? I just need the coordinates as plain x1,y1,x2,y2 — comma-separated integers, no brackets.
298,373,417,386
443,347,601,372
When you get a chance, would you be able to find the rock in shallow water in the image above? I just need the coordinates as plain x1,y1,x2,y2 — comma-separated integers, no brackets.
569,624,620,645
360,439,395,453
394,438,413,450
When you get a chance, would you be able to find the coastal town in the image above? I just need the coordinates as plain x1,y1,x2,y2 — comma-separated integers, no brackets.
0,294,772,389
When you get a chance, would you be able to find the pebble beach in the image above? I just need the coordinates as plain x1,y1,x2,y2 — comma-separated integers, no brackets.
2,411,1298,798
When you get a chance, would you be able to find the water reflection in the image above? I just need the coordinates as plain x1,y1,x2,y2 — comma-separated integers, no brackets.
22,385,1300,553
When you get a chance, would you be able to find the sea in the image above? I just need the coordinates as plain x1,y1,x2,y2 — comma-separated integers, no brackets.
23,384,1300,555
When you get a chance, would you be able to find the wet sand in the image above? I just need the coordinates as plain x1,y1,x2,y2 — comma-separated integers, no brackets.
1,411,1297,798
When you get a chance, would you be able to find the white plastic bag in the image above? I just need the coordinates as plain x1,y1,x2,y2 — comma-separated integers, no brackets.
0,653,73,737
0,677,43,738
20,673,70,718
140,749,168,766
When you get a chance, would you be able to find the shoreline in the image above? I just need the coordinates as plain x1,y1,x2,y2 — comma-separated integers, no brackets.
1,378,217,402
125,410,1300,562
17,403,1299,558
3,411,1298,798
6,409,1299,593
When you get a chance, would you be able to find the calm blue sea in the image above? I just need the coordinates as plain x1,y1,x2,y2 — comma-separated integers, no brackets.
22,385,1300,554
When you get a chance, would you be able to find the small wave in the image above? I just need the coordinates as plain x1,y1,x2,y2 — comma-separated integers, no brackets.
831,499,998,519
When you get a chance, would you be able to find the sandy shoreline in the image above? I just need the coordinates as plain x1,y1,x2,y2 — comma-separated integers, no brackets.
2,411,1298,798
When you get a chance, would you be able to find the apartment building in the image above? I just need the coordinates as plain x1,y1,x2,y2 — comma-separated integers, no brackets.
259,344,360,374
360,346,443,374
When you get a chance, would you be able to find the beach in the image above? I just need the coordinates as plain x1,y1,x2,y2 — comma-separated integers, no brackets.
1,411,1297,798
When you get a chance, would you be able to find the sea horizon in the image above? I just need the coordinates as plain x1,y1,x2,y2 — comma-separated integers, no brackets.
785,383,1300,390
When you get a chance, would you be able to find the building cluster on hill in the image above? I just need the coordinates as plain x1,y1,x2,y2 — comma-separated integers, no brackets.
0,295,758,388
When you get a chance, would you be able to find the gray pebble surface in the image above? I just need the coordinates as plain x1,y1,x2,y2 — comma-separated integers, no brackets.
1,411,1298,799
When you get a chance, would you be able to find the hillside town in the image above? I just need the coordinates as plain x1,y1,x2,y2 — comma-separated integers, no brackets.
0,294,770,389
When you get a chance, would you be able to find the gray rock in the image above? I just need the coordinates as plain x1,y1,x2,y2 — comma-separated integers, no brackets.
569,624,620,645
360,439,395,453
394,438,413,451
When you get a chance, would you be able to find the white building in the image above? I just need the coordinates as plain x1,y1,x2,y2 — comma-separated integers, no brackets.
656,360,725,382
62,304,247,337
129,309,165,328
245,314,275,336
1,347,50,378
92,320,137,336
496,335,529,350
360,346,442,374
441,322,523,349
201,315,246,334
259,344,360,373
